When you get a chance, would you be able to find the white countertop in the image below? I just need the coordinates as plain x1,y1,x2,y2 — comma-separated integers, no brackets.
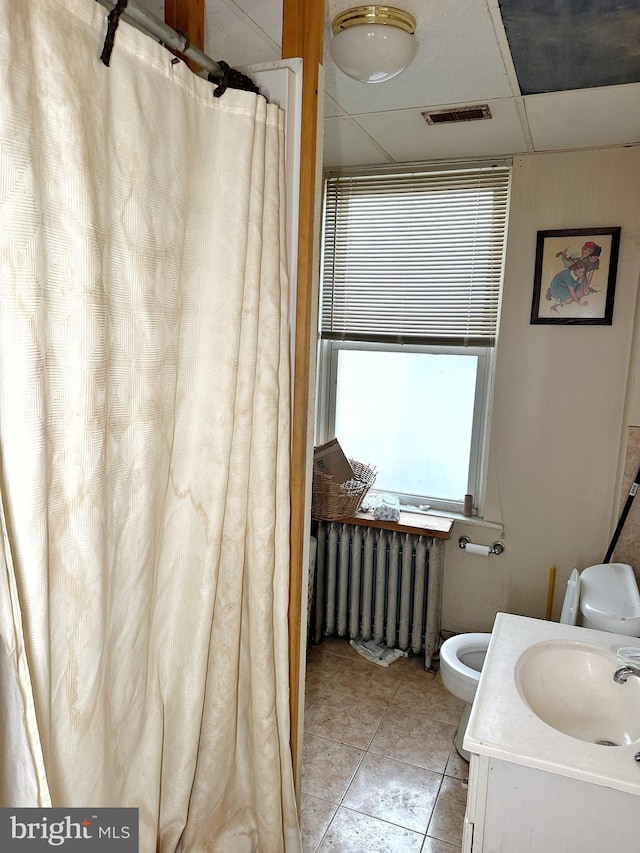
464,612,640,795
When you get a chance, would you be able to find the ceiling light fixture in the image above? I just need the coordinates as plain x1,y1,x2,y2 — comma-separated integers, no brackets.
330,5,417,84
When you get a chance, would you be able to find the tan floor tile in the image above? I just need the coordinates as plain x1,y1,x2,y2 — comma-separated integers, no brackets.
305,684,324,712
301,734,364,803
427,775,468,847
306,644,355,678
342,752,441,833
391,674,465,724
301,642,466,852
369,708,456,773
444,745,469,781
300,794,338,853
311,637,360,660
422,836,462,852
396,654,437,681
304,661,328,688
305,691,389,750
317,807,425,853
325,656,403,703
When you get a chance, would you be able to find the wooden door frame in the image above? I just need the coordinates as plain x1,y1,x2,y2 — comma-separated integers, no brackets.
164,0,205,72
282,0,325,790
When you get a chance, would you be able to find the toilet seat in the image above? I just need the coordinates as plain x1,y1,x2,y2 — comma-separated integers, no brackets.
439,632,491,706
439,632,492,760
440,633,490,680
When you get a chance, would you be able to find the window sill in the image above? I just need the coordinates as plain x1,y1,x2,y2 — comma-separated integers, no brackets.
443,511,504,530
340,509,454,539
397,503,504,531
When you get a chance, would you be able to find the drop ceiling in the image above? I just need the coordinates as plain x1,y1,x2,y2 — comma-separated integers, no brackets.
139,0,640,169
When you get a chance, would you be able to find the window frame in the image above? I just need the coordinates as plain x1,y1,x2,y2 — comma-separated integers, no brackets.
316,161,510,517
315,339,495,515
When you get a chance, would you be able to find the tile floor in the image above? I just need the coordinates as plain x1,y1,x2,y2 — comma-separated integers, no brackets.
301,637,469,852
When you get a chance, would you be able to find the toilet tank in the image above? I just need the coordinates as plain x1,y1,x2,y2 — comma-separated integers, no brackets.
579,563,640,636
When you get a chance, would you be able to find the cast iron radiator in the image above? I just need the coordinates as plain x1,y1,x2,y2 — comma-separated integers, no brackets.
311,521,444,668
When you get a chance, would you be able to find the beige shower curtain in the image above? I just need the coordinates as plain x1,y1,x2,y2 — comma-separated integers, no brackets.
0,0,300,850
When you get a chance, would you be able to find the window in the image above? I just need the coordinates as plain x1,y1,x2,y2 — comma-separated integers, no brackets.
316,164,510,514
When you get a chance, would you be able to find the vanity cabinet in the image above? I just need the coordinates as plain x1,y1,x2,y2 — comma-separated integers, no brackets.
463,753,639,852
462,613,640,853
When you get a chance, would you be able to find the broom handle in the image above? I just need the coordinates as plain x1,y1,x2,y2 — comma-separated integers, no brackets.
604,464,640,563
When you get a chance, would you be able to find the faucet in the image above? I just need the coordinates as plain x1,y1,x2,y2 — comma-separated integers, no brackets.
613,665,640,684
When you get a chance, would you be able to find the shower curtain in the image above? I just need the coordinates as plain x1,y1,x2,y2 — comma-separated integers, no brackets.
0,0,300,850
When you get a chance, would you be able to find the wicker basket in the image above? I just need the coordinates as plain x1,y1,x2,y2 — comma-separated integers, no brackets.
311,459,377,522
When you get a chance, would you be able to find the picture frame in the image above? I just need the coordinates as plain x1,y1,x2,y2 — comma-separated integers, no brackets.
530,227,621,325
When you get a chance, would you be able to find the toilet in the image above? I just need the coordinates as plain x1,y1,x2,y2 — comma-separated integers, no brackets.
439,633,492,761
439,562,640,761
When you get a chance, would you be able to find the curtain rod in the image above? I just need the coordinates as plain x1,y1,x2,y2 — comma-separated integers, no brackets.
96,0,224,81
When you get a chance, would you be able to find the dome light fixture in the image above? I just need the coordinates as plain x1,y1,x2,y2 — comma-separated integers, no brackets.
329,5,417,84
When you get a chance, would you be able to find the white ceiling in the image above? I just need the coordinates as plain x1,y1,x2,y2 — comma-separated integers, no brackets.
139,0,640,169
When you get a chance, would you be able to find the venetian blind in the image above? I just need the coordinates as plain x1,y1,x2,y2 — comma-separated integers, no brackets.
321,165,511,346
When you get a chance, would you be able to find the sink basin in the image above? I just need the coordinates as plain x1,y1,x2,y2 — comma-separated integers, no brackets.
515,640,640,746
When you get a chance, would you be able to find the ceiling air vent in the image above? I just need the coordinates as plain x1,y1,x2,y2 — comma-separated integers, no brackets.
422,105,492,125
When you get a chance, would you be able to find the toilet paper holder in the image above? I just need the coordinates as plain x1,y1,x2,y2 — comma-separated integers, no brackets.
458,536,504,555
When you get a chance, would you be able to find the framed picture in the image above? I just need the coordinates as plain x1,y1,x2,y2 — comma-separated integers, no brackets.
530,227,621,325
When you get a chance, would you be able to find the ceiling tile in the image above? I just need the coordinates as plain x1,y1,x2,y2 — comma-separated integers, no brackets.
324,0,514,116
355,98,529,163
323,117,393,169
227,0,283,45
324,94,346,119
204,0,280,67
499,0,640,95
525,84,640,151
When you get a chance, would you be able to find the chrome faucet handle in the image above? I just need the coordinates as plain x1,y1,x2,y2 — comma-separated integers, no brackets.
617,646,640,664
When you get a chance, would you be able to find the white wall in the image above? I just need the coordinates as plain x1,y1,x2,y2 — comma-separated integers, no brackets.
442,146,640,633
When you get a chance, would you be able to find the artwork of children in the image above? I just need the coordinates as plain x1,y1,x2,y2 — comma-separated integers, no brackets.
531,228,620,325
546,240,601,311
